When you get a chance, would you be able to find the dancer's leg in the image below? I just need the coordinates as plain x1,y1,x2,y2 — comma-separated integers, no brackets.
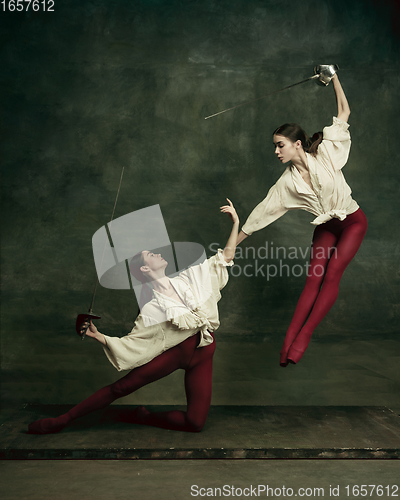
28,335,199,434
288,213,368,363
280,227,337,366
125,338,216,432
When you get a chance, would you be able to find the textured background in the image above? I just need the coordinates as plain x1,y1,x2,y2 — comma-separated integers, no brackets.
1,0,399,408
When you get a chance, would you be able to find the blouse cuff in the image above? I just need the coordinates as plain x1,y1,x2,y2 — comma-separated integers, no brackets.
102,335,111,349
332,116,350,130
240,225,252,236
216,248,234,267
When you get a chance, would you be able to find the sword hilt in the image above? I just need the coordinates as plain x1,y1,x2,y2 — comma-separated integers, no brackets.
76,312,101,340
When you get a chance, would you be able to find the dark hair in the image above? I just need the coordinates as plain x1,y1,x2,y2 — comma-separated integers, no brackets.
129,251,153,309
273,123,322,157
129,252,147,283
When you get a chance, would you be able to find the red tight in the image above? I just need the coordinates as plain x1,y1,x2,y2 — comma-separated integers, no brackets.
281,208,368,366
28,332,216,434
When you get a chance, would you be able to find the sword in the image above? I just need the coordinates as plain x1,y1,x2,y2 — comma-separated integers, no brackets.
204,65,338,120
76,166,125,340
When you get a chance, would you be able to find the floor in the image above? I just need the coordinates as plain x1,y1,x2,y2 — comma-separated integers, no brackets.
1,404,400,459
1,404,399,499
1,459,399,500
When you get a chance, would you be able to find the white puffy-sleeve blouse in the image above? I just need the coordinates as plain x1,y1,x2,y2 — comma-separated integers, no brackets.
102,249,233,371
241,117,359,235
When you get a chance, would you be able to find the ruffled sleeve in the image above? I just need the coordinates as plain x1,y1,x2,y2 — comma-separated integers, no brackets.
208,248,234,291
102,314,165,372
180,249,233,293
241,183,288,236
319,116,351,170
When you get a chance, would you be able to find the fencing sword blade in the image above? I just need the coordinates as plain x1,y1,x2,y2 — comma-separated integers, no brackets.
204,74,319,120
78,166,125,340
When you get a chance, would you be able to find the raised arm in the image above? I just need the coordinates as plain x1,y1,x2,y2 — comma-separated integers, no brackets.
220,198,240,263
236,230,248,245
332,74,350,123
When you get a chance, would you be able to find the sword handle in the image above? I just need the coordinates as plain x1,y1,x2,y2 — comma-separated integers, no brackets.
76,312,101,340
314,64,339,86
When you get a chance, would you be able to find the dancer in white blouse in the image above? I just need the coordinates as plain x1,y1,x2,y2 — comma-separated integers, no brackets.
28,200,239,434
237,74,368,366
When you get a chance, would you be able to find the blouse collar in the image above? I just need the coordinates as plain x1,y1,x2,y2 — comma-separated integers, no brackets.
290,161,312,195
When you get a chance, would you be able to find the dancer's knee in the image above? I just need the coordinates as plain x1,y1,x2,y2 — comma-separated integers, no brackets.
185,402,210,432
185,414,207,433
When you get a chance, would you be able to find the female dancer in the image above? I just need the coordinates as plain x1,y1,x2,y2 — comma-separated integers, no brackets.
236,74,367,366
28,199,239,434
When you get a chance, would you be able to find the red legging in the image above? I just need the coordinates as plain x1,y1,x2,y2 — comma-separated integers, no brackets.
28,332,216,434
281,208,368,366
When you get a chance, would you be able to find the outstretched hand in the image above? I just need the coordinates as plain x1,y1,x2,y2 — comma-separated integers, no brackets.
220,198,239,224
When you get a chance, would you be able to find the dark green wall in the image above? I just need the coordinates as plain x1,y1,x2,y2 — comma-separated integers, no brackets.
1,0,399,407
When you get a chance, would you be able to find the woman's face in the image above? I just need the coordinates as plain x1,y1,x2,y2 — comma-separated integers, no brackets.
273,134,301,164
141,251,168,273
